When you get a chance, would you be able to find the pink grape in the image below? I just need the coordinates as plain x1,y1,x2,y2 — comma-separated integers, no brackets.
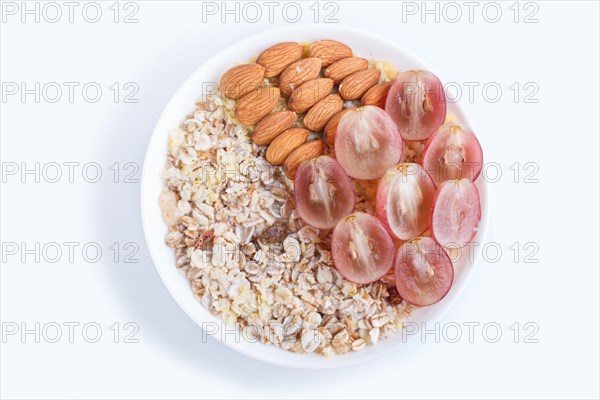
422,123,484,186
385,70,446,141
376,163,436,240
430,179,481,248
394,236,454,306
331,212,394,284
294,155,355,230
334,106,403,180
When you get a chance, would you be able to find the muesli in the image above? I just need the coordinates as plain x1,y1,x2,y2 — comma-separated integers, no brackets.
159,40,483,356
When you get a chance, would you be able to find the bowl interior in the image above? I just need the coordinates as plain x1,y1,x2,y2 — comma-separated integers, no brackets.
141,25,488,369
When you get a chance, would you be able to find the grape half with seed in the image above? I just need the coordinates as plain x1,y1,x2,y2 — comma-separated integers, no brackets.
394,236,454,306
376,163,436,240
385,70,446,141
294,155,355,230
331,212,395,284
334,106,403,180
430,178,481,248
422,123,484,186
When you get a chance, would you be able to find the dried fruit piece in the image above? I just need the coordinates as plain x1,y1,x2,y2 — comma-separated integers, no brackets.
294,155,355,229
430,179,481,248
303,94,344,132
386,69,446,141
283,140,325,179
279,57,322,97
235,86,280,125
332,212,394,284
394,236,454,306
361,81,393,108
195,229,215,251
376,163,436,240
308,40,353,67
288,78,334,113
339,69,381,100
220,63,265,100
256,42,304,77
324,57,368,84
324,107,355,147
334,106,403,180
422,123,483,186
266,128,309,165
252,111,296,145
260,221,288,243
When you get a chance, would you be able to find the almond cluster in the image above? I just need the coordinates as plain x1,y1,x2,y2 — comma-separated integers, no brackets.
219,40,392,179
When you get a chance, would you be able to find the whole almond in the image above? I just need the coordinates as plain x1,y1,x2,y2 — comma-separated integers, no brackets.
220,64,265,100
308,40,353,67
252,110,296,145
279,58,322,97
284,140,325,179
235,87,280,125
303,94,344,132
266,128,308,165
361,81,393,108
324,107,355,147
339,69,381,100
288,78,334,113
324,57,368,84
256,42,304,78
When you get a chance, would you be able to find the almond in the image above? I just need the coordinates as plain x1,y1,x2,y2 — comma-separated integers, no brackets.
324,57,368,84
339,69,381,100
288,78,334,113
266,128,308,165
324,107,355,147
308,40,353,67
252,110,296,145
235,87,280,125
256,42,304,78
279,58,322,97
283,140,325,179
220,64,265,100
303,94,344,132
361,81,393,108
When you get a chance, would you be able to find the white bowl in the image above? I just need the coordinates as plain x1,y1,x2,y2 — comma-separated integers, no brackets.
141,25,489,369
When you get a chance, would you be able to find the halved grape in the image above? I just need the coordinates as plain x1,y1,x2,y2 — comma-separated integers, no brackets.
334,106,403,180
422,123,483,186
430,179,481,248
385,70,446,141
395,236,454,306
332,212,395,284
376,163,436,240
294,155,355,230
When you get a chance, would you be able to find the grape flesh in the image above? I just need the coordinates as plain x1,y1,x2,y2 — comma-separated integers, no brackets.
332,212,394,284
385,70,446,141
430,179,481,248
294,155,355,230
394,236,454,306
422,123,483,186
334,106,403,180
376,163,436,240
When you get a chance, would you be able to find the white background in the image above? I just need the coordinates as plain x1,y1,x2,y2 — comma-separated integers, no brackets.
1,1,599,399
